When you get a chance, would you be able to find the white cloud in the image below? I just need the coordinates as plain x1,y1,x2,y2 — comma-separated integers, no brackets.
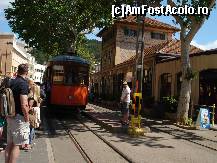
191,40,217,50
0,0,14,9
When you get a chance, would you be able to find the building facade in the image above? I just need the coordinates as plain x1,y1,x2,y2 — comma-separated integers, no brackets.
92,16,181,100
90,16,217,108
0,34,29,76
33,63,46,83
0,33,37,78
155,49,217,107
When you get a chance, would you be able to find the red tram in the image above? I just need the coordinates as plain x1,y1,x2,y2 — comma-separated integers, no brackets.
44,55,89,110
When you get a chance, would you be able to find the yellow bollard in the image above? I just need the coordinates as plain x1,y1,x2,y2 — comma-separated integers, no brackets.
128,93,145,136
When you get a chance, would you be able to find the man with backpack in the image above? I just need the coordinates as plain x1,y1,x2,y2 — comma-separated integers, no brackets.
5,64,30,163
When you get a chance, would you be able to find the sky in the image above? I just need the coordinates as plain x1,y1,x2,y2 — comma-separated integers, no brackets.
0,0,217,50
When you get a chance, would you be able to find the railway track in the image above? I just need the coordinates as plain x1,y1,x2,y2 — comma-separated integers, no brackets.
58,117,134,163
149,124,217,151
62,122,93,163
45,106,217,162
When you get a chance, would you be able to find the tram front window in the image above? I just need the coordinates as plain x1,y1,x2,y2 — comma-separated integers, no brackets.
52,65,64,84
65,66,88,85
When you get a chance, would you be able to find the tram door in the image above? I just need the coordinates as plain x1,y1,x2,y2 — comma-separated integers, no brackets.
199,69,217,106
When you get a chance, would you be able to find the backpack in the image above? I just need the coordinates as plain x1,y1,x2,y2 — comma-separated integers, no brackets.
0,77,16,117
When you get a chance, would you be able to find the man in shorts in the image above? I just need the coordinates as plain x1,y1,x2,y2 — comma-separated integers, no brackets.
5,64,30,163
120,81,131,125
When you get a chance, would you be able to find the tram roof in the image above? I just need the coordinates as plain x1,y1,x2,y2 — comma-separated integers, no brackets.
50,55,89,65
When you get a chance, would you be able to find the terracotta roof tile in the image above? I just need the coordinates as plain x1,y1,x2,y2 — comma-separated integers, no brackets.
118,16,180,31
159,40,203,54
122,41,169,63
119,39,202,65
97,16,180,37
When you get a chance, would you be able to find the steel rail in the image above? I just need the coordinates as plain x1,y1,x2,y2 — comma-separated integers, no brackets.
61,122,93,163
79,119,134,163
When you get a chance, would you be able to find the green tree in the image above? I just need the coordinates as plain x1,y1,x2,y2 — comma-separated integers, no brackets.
4,0,133,55
85,39,102,62
30,49,50,64
167,0,216,124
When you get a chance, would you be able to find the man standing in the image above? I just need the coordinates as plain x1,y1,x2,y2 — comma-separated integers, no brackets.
5,64,30,163
120,81,131,125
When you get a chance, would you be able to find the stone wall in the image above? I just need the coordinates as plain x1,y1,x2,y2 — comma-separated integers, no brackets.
0,34,14,75
115,24,173,65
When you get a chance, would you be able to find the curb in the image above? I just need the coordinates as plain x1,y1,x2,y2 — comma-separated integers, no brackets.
173,123,197,130
210,127,217,131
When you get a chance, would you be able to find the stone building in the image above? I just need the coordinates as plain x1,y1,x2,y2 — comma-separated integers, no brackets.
91,16,208,104
91,16,185,100
0,33,35,77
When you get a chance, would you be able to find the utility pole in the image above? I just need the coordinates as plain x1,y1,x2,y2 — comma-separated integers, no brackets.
128,0,146,136
129,1,161,136
134,0,145,94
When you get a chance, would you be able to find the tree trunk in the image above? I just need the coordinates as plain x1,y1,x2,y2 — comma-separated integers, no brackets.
177,35,191,124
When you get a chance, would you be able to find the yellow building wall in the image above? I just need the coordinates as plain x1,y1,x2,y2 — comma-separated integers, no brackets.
154,53,217,104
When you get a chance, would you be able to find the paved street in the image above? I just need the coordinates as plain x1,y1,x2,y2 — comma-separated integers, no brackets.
1,104,217,163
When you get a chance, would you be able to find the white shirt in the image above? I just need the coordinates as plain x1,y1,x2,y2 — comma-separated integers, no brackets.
121,86,131,103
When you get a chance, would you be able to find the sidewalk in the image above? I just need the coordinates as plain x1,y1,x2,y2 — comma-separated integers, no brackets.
0,130,52,163
85,103,217,141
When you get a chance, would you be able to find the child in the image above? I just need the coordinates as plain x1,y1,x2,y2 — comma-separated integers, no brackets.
23,97,40,150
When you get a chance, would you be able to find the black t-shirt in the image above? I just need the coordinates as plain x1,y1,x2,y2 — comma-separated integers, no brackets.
10,75,29,116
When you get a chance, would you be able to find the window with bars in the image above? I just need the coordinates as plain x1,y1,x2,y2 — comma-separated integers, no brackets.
52,65,64,84
124,28,137,37
151,32,166,40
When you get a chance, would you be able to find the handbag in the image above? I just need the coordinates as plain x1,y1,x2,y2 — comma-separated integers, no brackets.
29,110,37,128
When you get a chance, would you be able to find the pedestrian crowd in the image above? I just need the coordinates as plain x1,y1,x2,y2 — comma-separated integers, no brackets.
0,63,45,163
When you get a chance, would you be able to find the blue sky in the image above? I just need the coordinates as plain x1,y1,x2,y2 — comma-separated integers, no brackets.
1,0,216,50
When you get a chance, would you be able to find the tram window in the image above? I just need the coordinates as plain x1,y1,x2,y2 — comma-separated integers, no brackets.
65,66,88,85
52,65,64,84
